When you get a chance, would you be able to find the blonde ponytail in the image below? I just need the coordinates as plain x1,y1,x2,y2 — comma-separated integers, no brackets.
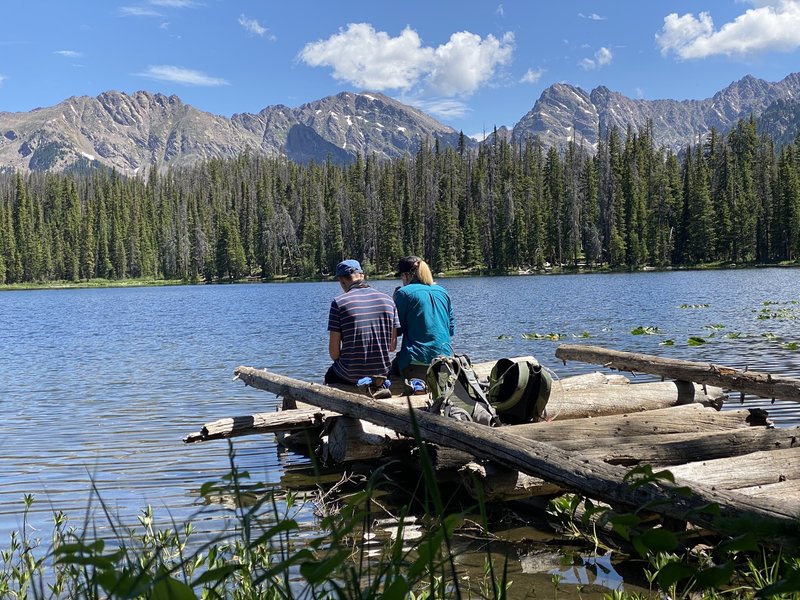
416,260,434,285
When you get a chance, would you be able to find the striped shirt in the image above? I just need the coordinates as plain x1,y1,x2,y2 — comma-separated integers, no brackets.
328,284,399,383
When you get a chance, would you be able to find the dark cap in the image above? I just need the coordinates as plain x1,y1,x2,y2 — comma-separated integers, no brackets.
396,256,421,275
335,259,363,277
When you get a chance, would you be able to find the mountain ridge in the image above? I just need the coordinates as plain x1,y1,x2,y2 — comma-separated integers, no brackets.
1,72,799,173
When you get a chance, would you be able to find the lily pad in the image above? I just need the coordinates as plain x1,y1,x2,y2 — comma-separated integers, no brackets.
688,337,707,346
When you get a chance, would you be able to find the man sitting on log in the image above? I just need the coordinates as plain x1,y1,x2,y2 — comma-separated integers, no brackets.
325,259,400,387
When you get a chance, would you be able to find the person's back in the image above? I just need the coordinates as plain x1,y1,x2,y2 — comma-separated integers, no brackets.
392,256,454,377
326,259,399,384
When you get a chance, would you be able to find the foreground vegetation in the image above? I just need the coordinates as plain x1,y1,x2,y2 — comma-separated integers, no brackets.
2,117,800,287
3,441,800,599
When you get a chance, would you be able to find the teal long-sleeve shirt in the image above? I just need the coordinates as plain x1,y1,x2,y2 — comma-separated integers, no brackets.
393,282,455,372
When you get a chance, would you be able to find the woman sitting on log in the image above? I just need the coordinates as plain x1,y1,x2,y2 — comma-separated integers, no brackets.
391,256,455,380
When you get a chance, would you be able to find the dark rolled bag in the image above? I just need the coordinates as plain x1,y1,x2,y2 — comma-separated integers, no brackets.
488,357,552,424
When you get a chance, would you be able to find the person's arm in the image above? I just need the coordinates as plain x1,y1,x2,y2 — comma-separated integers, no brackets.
329,330,341,360
447,294,455,337
389,328,398,352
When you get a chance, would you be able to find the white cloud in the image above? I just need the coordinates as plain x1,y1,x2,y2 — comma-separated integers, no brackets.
427,31,514,95
0,74,6,84
579,12,606,21
405,97,470,119
496,4,504,17
657,0,800,59
136,65,229,86
55,50,83,58
579,46,613,69
298,23,514,97
120,6,163,17
149,0,198,6
520,67,545,84
238,14,274,39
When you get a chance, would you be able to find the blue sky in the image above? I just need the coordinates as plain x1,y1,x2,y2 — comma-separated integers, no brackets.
2,1,800,139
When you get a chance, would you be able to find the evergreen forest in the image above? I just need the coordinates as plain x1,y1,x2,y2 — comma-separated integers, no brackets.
1,117,800,286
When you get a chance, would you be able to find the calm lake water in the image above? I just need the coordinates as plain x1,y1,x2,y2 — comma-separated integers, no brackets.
2,268,799,593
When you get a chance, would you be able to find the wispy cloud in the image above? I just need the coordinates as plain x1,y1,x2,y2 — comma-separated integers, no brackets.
54,50,83,58
0,74,6,85
579,46,613,69
496,4,504,17
299,23,514,97
404,97,470,119
579,12,606,21
657,0,800,59
238,14,275,40
136,65,229,86
520,67,544,84
149,0,199,7
119,6,164,17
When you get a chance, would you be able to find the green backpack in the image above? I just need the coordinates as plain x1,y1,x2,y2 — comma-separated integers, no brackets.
487,357,552,424
426,355,500,427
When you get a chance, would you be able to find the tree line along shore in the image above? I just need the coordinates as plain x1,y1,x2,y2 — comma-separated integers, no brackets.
1,117,799,287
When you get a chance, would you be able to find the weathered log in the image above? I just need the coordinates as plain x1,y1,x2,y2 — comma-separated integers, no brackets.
552,425,799,466
735,479,800,514
183,408,332,443
556,344,800,403
459,462,565,501
413,406,758,488
233,365,800,539
545,380,725,420
669,447,800,490
512,405,759,441
323,417,414,463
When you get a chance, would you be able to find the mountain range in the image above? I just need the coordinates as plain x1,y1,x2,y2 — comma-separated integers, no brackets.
1,72,799,174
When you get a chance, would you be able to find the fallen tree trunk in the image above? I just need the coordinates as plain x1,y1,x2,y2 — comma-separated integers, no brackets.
545,380,725,420
459,462,565,501
669,447,800,490
183,408,331,443
323,417,414,463
512,405,759,440
556,344,800,403
552,425,798,466
233,365,800,540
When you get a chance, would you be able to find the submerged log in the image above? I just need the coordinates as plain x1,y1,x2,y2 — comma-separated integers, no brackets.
556,344,800,403
233,365,800,539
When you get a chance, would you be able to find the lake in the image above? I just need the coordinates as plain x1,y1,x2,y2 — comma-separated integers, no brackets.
2,268,799,593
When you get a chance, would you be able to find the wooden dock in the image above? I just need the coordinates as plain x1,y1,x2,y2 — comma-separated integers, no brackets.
184,345,800,543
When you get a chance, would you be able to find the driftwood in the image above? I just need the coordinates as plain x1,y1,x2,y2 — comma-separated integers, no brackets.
556,344,800,403
233,365,800,539
513,405,760,440
323,417,414,463
552,425,798,466
459,462,565,501
186,369,638,444
413,405,760,496
669,447,800,490
545,380,724,420
183,408,333,443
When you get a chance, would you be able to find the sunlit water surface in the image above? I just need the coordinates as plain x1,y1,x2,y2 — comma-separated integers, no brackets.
2,268,799,595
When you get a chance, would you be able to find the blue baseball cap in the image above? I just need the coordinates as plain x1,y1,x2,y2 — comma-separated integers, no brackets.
335,259,363,277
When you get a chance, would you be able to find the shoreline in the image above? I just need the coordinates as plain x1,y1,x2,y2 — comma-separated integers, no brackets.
1,261,798,292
